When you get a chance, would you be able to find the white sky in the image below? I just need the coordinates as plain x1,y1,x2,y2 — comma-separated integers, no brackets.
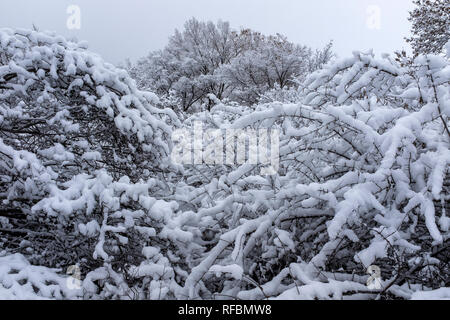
0,0,415,64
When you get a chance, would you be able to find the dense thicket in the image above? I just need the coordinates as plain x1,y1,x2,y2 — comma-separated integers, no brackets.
0,15,448,300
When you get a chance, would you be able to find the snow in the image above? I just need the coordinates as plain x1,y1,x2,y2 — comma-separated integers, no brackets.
411,288,450,300
0,254,81,300
209,264,244,280
0,26,448,301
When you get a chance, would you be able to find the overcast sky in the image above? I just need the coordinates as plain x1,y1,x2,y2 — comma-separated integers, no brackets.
0,0,415,64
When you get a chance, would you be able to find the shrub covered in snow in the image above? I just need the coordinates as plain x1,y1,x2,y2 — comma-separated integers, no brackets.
0,28,448,300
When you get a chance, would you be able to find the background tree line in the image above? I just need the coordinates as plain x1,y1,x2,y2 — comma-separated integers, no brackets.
127,18,334,112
